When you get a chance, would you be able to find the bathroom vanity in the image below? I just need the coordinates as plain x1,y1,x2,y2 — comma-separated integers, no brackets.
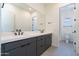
1,32,52,56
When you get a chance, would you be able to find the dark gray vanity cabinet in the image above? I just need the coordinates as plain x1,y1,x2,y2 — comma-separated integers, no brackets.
1,33,52,56
1,38,36,56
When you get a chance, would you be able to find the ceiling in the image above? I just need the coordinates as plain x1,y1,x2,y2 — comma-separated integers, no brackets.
12,3,36,13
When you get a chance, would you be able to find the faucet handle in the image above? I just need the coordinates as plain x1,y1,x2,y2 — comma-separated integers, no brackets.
19,29,21,32
16,29,18,32
21,32,23,35
14,32,17,35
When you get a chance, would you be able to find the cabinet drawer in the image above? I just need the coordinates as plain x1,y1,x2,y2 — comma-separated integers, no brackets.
1,38,36,52
4,40,36,56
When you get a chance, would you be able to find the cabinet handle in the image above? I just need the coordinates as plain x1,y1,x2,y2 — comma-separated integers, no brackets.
21,43,31,47
21,44,26,47
41,39,43,40
26,43,31,45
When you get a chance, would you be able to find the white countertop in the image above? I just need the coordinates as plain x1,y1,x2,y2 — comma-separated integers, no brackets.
1,32,52,44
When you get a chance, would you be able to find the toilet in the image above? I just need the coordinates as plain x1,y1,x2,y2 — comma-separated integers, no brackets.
64,34,70,43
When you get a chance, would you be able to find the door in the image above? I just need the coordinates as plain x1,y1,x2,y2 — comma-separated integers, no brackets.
32,12,38,31
60,4,76,43
32,16,38,31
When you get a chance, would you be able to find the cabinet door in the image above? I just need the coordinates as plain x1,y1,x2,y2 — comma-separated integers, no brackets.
36,39,42,56
48,34,52,46
41,37,46,52
45,34,52,49
36,37,45,56
25,40,36,56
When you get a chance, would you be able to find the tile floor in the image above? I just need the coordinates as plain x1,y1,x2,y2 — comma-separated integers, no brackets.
41,40,76,56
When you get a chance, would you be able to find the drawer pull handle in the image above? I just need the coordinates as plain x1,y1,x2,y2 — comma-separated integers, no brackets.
21,44,26,47
26,43,31,45
41,39,43,40
21,43,31,47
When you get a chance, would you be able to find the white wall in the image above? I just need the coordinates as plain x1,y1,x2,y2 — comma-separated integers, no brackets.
37,13,45,31
45,3,70,47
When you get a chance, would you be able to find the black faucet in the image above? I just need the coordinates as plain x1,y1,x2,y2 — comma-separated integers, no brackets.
14,29,23,35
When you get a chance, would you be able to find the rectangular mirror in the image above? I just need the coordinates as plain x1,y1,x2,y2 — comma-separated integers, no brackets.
1,3,45,32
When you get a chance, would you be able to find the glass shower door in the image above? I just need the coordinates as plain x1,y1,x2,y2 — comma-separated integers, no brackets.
60,4,75,43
